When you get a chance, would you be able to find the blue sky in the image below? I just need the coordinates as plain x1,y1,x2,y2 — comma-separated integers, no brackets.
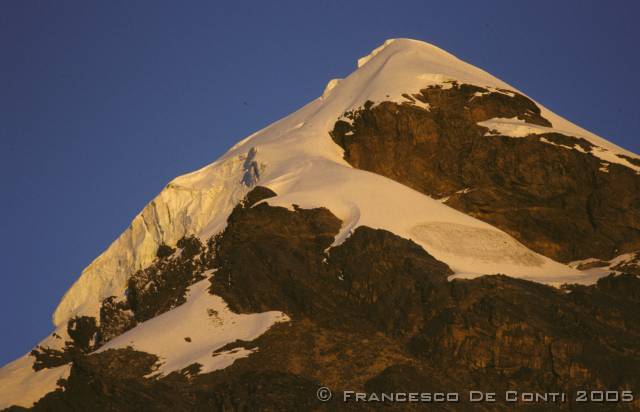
1,1,639,365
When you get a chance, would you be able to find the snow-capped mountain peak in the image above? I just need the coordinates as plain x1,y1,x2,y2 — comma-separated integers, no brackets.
3,38,640,410
52,37,640,337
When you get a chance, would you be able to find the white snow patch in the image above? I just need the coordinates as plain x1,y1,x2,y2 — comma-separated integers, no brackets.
97,277,289,377
608,252,638,268
412,99,431,111
470,87,514,101
487,87,515,97
470,91,485,100
400,93,432,111
0,355,70,409
538,136,588,153
478,117,546,138
568,252,639,281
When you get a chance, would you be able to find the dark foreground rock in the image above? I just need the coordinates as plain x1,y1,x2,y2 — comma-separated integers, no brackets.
330,82,640,262
11,188,640,411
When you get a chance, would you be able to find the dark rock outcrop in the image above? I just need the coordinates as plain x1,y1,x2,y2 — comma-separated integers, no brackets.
211,193,451,336
98,235,216,345
127,235,208,323
30,316,97,371
330,82,640,262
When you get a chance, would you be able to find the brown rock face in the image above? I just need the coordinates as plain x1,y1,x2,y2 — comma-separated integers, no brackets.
330,82,640,262
212,196,451,335
15,188,640,411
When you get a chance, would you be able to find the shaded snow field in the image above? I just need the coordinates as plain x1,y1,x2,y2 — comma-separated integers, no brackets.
412,222,544,267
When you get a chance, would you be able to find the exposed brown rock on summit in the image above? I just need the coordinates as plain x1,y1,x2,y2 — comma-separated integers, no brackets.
330,82,640,262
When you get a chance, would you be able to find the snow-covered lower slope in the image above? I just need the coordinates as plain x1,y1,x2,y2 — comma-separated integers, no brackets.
5,38,638,408
97,273,289,377
0,272,289,409
0,356,70,410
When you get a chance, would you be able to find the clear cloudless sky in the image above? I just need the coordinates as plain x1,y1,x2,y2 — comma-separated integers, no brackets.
1,1,639,365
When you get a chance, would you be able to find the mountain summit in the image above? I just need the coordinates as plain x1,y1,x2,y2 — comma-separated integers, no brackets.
2,39,639,411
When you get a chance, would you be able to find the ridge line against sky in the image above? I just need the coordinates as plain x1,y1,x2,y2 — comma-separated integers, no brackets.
1,0,639,365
